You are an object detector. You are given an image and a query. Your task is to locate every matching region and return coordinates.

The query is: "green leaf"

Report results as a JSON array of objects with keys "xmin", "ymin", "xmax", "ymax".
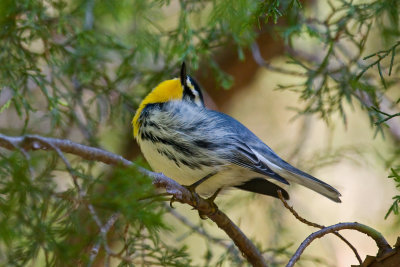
[{"xmin": 0, "ymin": 99, "xmax": 11, "ymax": 113}]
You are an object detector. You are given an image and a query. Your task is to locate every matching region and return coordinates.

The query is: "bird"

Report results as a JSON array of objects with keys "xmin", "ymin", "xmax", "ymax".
[{"xmin": 132, "ymin": 62, "xmax": 341, "ymax": 204}]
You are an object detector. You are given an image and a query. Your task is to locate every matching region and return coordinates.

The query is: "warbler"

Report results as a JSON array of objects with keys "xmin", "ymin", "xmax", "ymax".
[{"xmin": 132, "ymin": 63, "xmax": 341, "ymax": 203}]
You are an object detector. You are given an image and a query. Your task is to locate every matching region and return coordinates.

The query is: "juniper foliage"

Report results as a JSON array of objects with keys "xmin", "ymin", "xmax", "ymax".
[{"xmin": 0, "ymin": 0, "xmax": 399, "ymax": 265}]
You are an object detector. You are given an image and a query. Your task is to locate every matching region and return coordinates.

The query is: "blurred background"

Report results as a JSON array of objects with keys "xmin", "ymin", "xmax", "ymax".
[{"xmin": 0, "ymin": 0, "xmax": 399, "ymax": 266}]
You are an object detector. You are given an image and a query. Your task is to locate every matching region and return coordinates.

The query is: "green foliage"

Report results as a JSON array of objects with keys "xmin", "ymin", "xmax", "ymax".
[
  {"xmin": 0, "ymin": 0, "xmax": 300, "ymax": 138},
  {"xmin": 385, "ymin": 167, "xmax": 400, "ymax": 219},
  {"xmin": 90, "ymin": 167, "xmax": 165, "ymax": 228},
  {"xmin": 0, "ymin": 0, "xmax": 302, "ymax": 265},
  {"xmin": 0, "ymin": 151, "xmax": 191, "ymax": 266},
  {"xmin": 275, "ymin": 1, "xmax": 400, "ymax": 222},
  {"xmin": 278, "ymin": 0, "xmax": 400, "ymax": 129},
  {"xmin": 0, "ymin": 0, "xmax": 400, "ymax": 265}
]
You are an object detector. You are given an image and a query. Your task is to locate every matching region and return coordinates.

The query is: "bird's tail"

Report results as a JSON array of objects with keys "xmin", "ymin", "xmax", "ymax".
[{"xmin": 269, "ymin": 161, "xmax": 341, "ymax": 202}]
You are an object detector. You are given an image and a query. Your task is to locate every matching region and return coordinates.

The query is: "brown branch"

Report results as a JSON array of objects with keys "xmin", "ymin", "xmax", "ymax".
[
  {"xmin": 251, "ymin": 42, "xmax": 306, "ymax": 77},
  {"xmin": 0, "ymin": 133, "xmax": 267, "ymax": 267},
  {"xmin": 286, "ymin": 222, "xmax": 393, "ymax": 267},
  {"xmin": 277, "ymin": 191, "xmax": 325, "ymax": 229},
  {"xmin": 277, "ymin": 192, "xmax": 392, "ymax": 267},
  {"xmin": 277, "ymin": 191, "xmax": 362, "ymax": 264},
  {"xmin": 152, "ymin": 172, "xmax": 268, "ymax": 266},
  {"xmin": 208, "ymin": 210, "xmax": 267, "ymax": 267},
  {"xmin": 88, "ymin": 212, "xmax": 120, "ymax": 266},
  {"xmin": 166, "ymin": 205, "xmax": 242, "ymax": 263}
]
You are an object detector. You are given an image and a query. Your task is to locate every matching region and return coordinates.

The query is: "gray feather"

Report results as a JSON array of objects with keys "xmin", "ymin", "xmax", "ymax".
[{"xmin": 140, "ymin": 101, "xmax": 341, "ymax": 202}]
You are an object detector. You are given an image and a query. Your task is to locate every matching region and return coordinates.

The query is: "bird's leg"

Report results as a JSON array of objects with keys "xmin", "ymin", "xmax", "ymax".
[
  {"xmin": 169, "ymin": 195, "xmax": 177, "ymax": 208},
  {"xmin": 207, "ymin": 188, "xmax": 221, "ymax": 203},
  {"xmin": 198, "ymin": 188, "xmax": 221, "ymax": 220},
  {"xmin": 185, "ymin": 172, "xmax": 217, "ymax": 192},
  {"xmin": 169, "ymin": 172, "xmax": 218, "ymax": 211},
  {"xmin": 183, "ymin": 172, "xmax": 217, "ymax": 207}
]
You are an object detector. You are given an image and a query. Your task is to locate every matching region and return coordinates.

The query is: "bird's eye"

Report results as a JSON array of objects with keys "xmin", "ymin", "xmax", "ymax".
[
  {"xmin": 183, "ymin": 76, "xmax": 204, "ymax": 106},
  {"xmin": 179, "ymin": 64, "xmax": 204, "ymax": 107}
]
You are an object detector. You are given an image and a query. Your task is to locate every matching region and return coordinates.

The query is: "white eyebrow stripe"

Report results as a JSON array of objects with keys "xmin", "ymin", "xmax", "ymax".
[{"xmin": 186, "ymin": 77, "xmax": 199, "ymax": 96}]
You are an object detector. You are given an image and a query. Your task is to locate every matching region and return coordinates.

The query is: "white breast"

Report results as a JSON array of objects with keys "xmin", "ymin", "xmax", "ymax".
[{"xmin": 138, "ymin": 138, "xmax": 254, "ymax": 197}]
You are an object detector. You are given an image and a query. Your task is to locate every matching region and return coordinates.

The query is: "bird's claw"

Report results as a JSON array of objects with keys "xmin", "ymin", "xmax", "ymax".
[
  {"xmin": 182, "ymin": 185, "xmax": 220, "ymax": 220},
  {"xmin": 169, "ymin": 196, "xmax": 177, "ymax": 208},
  {"xmin": 198, "ymin": 211, "xmax": 208, "ymax": 220},
  {"xmin": 198, "ymin": 198, "xmax": 218, "ymax": 220},
  {"xmin": 168, "ymin": 185, "xmax": 198, "ymax": 209},
  {"xmin": 183, "ymin": 184, "xmax": 199, "ymax": 207}
]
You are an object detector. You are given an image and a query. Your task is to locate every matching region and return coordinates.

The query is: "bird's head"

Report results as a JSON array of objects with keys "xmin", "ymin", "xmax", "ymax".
[{"xmin": 132, "ymin": 62, "xmax": 204, "ymax": 137}]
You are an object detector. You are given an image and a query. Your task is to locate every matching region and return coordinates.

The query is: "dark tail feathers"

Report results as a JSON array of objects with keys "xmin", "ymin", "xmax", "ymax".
[{"xmin": 235, "ymin": 178, "xmax": 289, "ymax": 200}]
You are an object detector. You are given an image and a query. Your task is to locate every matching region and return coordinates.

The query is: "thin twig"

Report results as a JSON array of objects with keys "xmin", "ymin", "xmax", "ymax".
[
  {"xmin": 166, "ymin": 205, "xmax": 242, "ymax": 263},
  {"xmin": 277, "ymin": 191, "xmax": 391, "ymax": 266},
  {"xmin": 4, "ymin": 138, "xmax": 34, "ymax": 178},
  {"xmin": 375, "ymin": 111, "xmax": 400, "ymax": 125},
  {"xmin": 277, "ymin": 191, "xmax": 362, "ymax": 264},
  {"xmin": 36, "ymin": 136, "xmax": 82, "ymax": 191},
  {"xmin": 88, "ymin": 241, "xmax": 101, "ymax": 265},
  {"xmin": 251, "ymin": 43, "xmax": 306, "ymax": 77},
  {"xmin": 86, "ymin": 210, "xmax": 122, "ymax": 266},
  {"xmin": 286, "ymin": 222, "xmax": 393, "ymax": 267},
  {"xmin": 207, "ymin": 209, "xmax": 267, "ymax": 267},
  {"xmin": 277, "ymin": 191, "xmax": 324, "ymax": 228},
  {"xmin": 84, "ymin": 0, "xmax": 95, "ymax": 30}
]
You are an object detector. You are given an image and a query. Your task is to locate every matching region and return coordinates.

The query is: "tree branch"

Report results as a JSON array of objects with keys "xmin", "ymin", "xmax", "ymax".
[
  {"xmin": 286, "ymin": 222, "xmax": 393, "ymax": 267},
  {"xmin": 278, "ymin": 191, "xmax": 362, "ymax": 264},
  {"xmin": 152, "ymin": 171, "xmax": 267, "ymax": 266},
  {"xmin": 166, "ymin": 205, "xmax": 242, "ymax": 263},
  {"xmin": 277, "ymin": 191, "xmax": 392, "ymax": 266},
  {"xmin": 0, "ymin": 133, "xmax": 267, "ymax": 267},
  {"xmin": 251, "ymin": 42, "xmax": 306, "ymax": 77}
]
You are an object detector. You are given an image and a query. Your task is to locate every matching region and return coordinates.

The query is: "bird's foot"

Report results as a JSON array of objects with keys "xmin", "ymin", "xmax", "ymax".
[
  {"xmin": 197, "ymin": 201, "xmax": 218, "ymax": 220},
  {"xmin": 169, "ymin": 195, "xmax": 177, "ymax": 208},
  {"xmin": 197, "ymin": 189, "xmax": 221, "ymax": 220},
  {"xmin": 183, "ymin": 184, "xmax": 199, "ymax": 207},
  {"xmin": 169, "ymin": 184, "xmax": 199, "ymax": 208},
  {"xmin": 169, "ymin": 184, "xmax": 200, "ymax": 209},
  {"xmin": 179, "ymin": 185, "xmax": 221, "ymax": 220}
]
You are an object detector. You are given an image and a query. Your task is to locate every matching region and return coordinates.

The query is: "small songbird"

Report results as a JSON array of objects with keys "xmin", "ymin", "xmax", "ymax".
[{"xmin": 132, "ymin": 63, "xmax": 341, "ymax": 203}]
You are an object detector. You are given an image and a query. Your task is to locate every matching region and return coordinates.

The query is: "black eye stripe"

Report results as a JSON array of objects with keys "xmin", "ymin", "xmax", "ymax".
[
  {"xmin": 180, "ymin": 74, "xmax": 205, "ymax": 105},
  {"xmin": 187, "ymin": 76, "xmax": 204, "ymax": 103},
  {"xmin": 183, "ymin": 85, "xmax": 196, "ymax": 101}
]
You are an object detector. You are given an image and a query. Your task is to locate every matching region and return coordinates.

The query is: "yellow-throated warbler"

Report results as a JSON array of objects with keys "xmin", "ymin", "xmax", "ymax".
[{"xmin": 132, "ymin": 63, "xmax": 341, "ymax": 203}]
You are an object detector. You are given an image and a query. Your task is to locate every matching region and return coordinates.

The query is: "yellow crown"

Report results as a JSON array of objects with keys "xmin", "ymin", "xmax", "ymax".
[{"xmin": 132, "ymin": 78, "xmax": 183, "ymax": 137}]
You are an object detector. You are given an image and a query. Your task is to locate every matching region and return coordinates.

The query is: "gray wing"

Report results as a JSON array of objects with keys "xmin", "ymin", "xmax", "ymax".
[
  {"xmin": 228, "ymin": 140, "xmax": 289, "ymax": 185},
  {"xmin": 206, "ymin": 110, "xmax": 341, "ymax": 203}
]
